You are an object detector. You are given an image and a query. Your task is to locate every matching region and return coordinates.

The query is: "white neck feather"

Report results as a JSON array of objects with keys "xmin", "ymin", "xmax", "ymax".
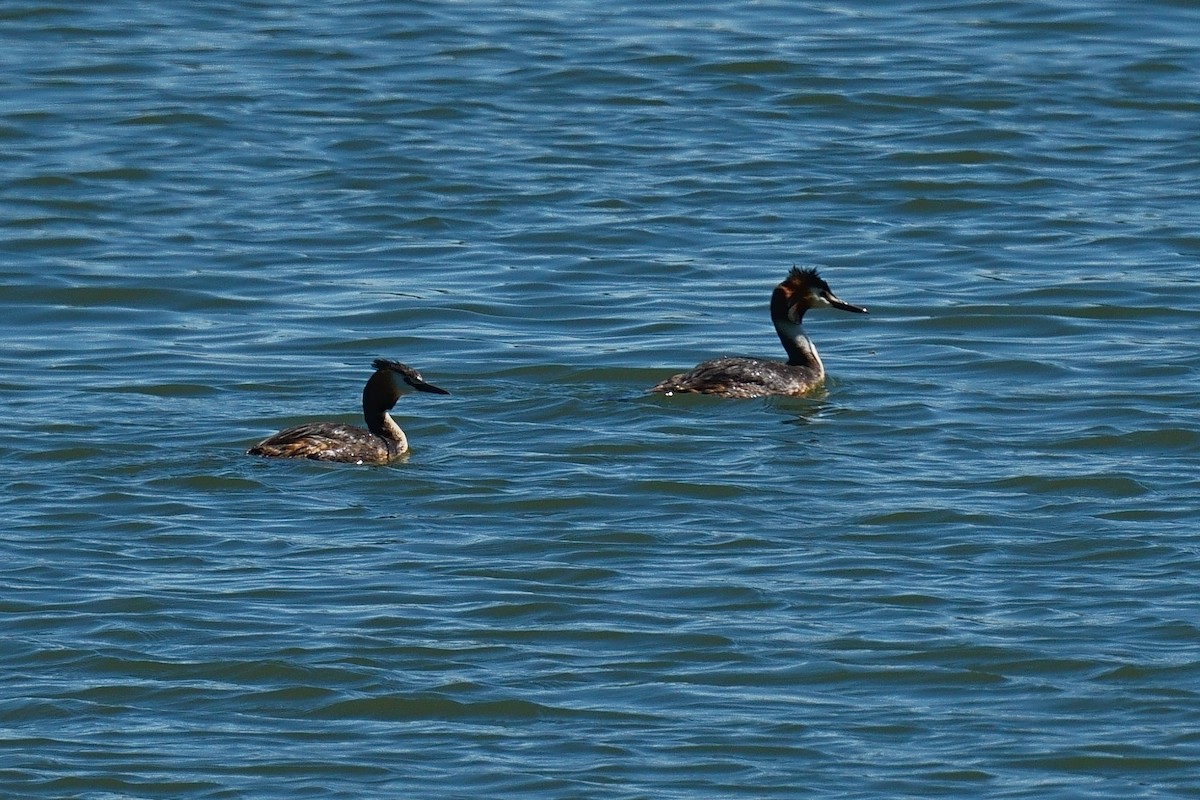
[
  {"xmin": 379, "ymin": 412, "xmax": 409, "ymax": 454},
  {"xmin": 775, "ymin": 320, "xmax": 825, "ymax": 376}
]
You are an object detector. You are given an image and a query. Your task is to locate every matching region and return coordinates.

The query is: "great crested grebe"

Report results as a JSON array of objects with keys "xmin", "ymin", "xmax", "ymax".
[
  {"xmin": 247, "ymin": 359, "xmax": 449, "ymax": 464},
  {"xmin": 649, "ymin": 267, "xmax": 867, "ymax": 398}
]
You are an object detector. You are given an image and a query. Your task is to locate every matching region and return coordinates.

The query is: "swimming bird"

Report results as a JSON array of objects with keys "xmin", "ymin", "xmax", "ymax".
[
  {"xmin": 248, "ymin": 359, "xmax": 449, "ymax": 464},
  {"xmin": 649, "ymin": 267, "xmax": 867, "ymax": 398}
]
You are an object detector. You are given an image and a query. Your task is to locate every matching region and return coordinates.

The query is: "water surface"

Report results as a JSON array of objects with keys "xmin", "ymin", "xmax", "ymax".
[{"xmin": 3, "ymin": 1, "xmax": 1200, "ymax": 797}]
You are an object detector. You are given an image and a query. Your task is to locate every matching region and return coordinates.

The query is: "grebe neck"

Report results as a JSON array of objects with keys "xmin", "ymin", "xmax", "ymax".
[
  {"xmin": 367, "ymin": 410, "xmax": 408, "ymax": 451},
  {"xmin": 774, "ymin": 319, "xmax": 825, "ymax": 376},
  {"xmin": 362, "ymin": 369, "xmax": 405, "ymax": 444}
]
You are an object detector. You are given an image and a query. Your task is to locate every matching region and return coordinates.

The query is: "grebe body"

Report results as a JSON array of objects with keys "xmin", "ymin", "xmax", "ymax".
[
  {"xmin": 650, "ymin": 267, "xmax": 867, "ymax": 398},
  {"xmin": 248, "ymin": 359, "xmax": 448, "ymax": 464}
]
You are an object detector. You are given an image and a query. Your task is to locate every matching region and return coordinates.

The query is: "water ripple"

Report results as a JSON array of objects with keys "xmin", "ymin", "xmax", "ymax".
[{"xmin": 3, "ymin": 0, "xmax": 1200, "ymax": 798}]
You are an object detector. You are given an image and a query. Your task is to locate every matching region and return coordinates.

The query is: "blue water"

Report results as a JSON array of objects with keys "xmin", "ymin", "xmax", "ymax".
[{"xmin": 3, "ymin": 1, "xmax": 1200, "ymax": 797}]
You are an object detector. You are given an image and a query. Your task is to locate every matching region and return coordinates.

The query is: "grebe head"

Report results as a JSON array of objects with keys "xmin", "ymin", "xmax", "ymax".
[
  {"xmin": 371, "ymin": 359, "xmax": 450, "ymax": 396},
  {"xmin": 364, "ymin": 359, "xmax": 449, "ymax": 414},
  {"xmin": 772, "ymin": 266, "xmax": 868, "ymax": 324}
]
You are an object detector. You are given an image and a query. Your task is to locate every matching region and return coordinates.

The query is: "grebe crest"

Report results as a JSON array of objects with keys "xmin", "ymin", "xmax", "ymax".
[
  {"xmin": 248, "ymin": 359, "xmax": 449, "ymax": 464},
  {"xmin": 649, "ymin": 266, "xmax": 867, "ymax": 398}
]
